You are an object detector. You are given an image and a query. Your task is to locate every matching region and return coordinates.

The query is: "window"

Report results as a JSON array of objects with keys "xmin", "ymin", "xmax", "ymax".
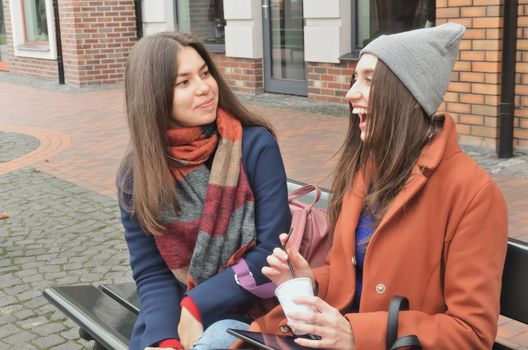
[
  {"xmin": 9, "ymin": 0, "xmax": 56, "ymax": 59},
  {"xmin": 176, "ymin": 0, "xmax": 225, "ymax": 50},
  {"xmin": 352, "ymin": 0, "xmax": 435, "ymax": 53},
  {"xmin": 21, "ymin": 0, "xmax": 48, "ymax": 44}
]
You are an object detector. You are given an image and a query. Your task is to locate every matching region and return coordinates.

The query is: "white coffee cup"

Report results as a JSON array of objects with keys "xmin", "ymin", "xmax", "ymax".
[{"xmin": 274, "ymin": 277, "xmax": 316, "ymax": 335}]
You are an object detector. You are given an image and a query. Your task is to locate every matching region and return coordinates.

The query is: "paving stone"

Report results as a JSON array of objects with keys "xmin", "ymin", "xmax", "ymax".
[
  {"xmin": 0, "ymin": 260, "xmax": 12, "ymax": 268},
  {"xmin": 1, "ymin": 303, "xmax": 23, "ymax": 314},
  {"xmin": 3, "ymin": 329, "xmax": 38, "ymax": 345},
  {"xmin": 0, "ymin": 295, "xmax": 18, "ymax": 308},
  {"xmin": 59, "ymin": 326, "xmax": 83, "ymax": 340},
  {"xmin": 0, "ymin": 323, "xmax": 20, "ymax": 338},
  {"xmin": 17, "ymin": 316, "xmax": 48, "ymax": 330},
  {"xmin": 0, "ymin": 265, "xmax": 19, "ymax": 274},
  {"xmin": 0, "ymin": 314, "xmax": 17, "ymax": 326},
  {"xmin": 23, "ymin": 297, "xmax": 48, "ymax": 310},
  {"xmin": 50, "ymin": 342, "xmax": 85, "ymax": 350},
  {"xmin": 16, "ymin": 290, "xmax": 42, "ymax": 302},
  {"xmin": 15, "ymin": 268, "xmax": 39, "ymax": 278},
  {"xmin": 31, "ymin": 334, "xmax": 65, "ymax": 348},
  {"xmin": 13, "ymin": 309, "xmax": 35, "ymax": 320},
  {"xmin": 32, "ymin": 322, "xmax": 67, "ymax": 337}
]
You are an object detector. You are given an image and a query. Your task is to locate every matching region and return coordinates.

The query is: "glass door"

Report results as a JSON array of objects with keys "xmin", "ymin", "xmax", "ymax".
[
  {"xmin": 0, "ymin": 0, "xmax": 9, "ymax": 71},
  {"xmin": 263, "ymin": 0, "xmax": 306, "ymax": 96}
]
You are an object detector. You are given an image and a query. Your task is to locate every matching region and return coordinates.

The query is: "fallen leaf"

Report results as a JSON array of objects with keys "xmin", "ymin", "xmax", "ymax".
[
  {"xmin": 32, "ymin": 168, "xmax": 40, "ymax": 173},
  {"xmin": 0, "ymin": 213, "xmax": 9, "ymax": 220}
]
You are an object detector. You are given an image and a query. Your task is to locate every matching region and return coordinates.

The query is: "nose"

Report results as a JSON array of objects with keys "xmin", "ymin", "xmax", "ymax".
[
  {"xmin": 195, "ymin": 78, "xmax": 210, "ymax": 95},
  {"xmin": 346, "ymin": 81, "xmax": 361, "ymax": 102}
]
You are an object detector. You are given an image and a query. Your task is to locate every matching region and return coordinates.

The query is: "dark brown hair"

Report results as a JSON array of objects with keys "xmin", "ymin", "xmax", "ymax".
[
  {"xmin": 328, "ymin": 59, "xmax": 444, "ymax": 232},
  {"xmin": 118, "ymin": 32, "xmax": 274, "ymax": 235}
]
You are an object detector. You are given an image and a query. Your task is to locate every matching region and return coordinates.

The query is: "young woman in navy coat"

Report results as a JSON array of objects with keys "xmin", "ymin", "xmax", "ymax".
[{"xmin": 117, "ymin": 32, "xmax": 291, "ymax": 350}]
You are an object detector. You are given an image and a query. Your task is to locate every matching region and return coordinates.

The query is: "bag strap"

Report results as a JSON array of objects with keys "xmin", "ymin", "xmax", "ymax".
[
  {"xmin": 288, "ymin": 185, "xmax": 321, "ymax": 209},
  {"xmin": 390, "ymin": 335, "xmax": 421, "ymax": 350},
  {"xmin": 386, "ymin": 295, "xmax": 409, "ymax": 350},
  {"xmin": 231, "ymin": 259, "xmax": 276, "ymax": 299}
]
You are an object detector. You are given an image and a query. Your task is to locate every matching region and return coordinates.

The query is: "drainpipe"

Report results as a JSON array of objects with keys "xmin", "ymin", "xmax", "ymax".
[
  {"xmin": 52, "ymin": 0, "xmax": 64, "ymax": 84},
  {"xmin": 498, "ymin": 0, "xmax": 518, "ymax": 158},
  {"xmin": 134, "ymin": 0, "xmax": 143, "ymax": 39}
]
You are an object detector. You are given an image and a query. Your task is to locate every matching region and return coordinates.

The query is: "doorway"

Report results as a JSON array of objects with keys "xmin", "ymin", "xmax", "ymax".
[{"xmin": 262, "ymin": 0, "xmax": 306, "ymax": 96}]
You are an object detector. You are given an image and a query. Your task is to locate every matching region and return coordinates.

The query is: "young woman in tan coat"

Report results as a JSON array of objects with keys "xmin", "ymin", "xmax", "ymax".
[{"xmin": 251, "ymin": 23, "xmax": 508, "ymax": 349}]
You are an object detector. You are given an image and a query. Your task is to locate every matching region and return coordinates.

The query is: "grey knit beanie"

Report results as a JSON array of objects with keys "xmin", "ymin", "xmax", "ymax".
[{"xmin": 360, "ymin": 22, "xmax": 466, "ymax": 117}]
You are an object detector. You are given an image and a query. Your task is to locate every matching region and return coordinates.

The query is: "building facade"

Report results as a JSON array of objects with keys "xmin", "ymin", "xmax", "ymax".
[{"xmin": 0, "ymin": 0, "xmax": 526, "ymax": 152}]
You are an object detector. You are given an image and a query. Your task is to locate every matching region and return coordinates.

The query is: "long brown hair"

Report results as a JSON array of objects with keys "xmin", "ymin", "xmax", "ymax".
[
  {"xmin": 328, "ymin": 59, "xmax": 444, "ymax": 232},
  {"xmin": 118, "ymin": 32, "xmax": 275, "ymax": 235}
]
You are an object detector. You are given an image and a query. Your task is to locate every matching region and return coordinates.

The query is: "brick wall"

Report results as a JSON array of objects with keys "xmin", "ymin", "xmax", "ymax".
[
  {"xmin": 437, "ymin": 0, "xmax": 503, "ymax": 149},
  {"xmin": 2, "ymin": 0, "xmax": 57, "ymax": 79},
  {"xmin": 307, "ymin": 61, "xmax": 356, "ymax": 104},
  {"xmin": 2, "ymin": 0, "xmax": 136, "ymax": 86},
  {"xmin": 211, "ymin": 53, "xmax": 263, "ymax": 95},
  {"xmin": 516, "ymin": 1, "xmax": 528, "ymax": 149},
  {"xmin": 59, "ymin": 0, "xmax": 137, "ymax": 86}
]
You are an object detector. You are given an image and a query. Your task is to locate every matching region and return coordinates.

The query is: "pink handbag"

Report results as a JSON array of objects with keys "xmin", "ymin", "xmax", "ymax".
[
  {"xmin": 232, "ymin": 184, "xmax": 331, "ymax": 298},
  {"xmin": 287, "ymin": 184, "xmax": 331, "ymax": 268}
]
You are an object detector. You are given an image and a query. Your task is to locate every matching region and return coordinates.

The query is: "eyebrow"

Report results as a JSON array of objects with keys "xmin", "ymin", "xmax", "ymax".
[
  {"xmin": 176, "ymin": 62, "xmax": 208, "ymax": 78},
  {"xmin": 353, "ymin": 68, "xmax": 375, "ymax": 76}
]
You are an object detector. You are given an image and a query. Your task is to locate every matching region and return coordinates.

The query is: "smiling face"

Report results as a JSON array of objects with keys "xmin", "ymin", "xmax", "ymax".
[
  {"xmin": 171, "ymin": 46, "xmax": 219, "ymax": 127},
  {"xmin": 346, "ymin": 53, "xmax": 378, "ymax": 142}
]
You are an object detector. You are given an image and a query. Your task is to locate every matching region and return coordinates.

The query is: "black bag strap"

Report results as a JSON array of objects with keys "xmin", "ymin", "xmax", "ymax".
[
  {"xmin": 386, "ymin": 296, "xmax": 422, "ymax": 350},
  {"xmin": 390, "ymin": 335, "xmax": 421, "ymax": 350},
  {"xmin": 386, "ymin": 295, "xmax": 408, "ymax": 350}
]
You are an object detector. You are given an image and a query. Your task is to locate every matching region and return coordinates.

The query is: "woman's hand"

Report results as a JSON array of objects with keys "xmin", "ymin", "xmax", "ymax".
[
  {"xmin": 177, "ymin": 307, "xmax": 203, "ymax": 350},
  {"xmin": 262, "ymin": 233, "xmax": 314, "ymax": 287},
  {"xmin": 287, "ymin": 296, "xmax": 356, "ymax": 350}
]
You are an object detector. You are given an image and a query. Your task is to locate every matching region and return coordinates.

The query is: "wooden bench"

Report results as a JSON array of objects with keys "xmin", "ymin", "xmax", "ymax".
[{"xmin": 43, "ymin": 180, "xmax": 528, "ymax": 350}]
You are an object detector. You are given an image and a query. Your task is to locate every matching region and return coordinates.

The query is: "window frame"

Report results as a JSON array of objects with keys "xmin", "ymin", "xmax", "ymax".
[
  {"xmin": 174, "ymin": 0, "xmax": 225, "ymax": 53},
  {"xmin": 8, "ymin": 0, "xmax": 57, "ymax": 59},
  {"xmin": 20, "ymin": 0, "xmax": 49, "ymax": 46}
]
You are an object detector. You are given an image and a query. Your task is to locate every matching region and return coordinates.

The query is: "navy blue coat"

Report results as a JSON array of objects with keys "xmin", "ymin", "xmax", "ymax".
[{"xmin": 118, "ymin": 127, "xmax": 291, "ymax": 349}]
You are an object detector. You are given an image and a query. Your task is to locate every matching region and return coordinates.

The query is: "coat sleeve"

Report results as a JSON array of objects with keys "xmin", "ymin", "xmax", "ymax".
[
  {"xmin": 346, "ymin": 181, "xmax": 508, "ymax": 350},
  {"xmin": 119, "ymin": 193, "xmax": 186, "ymax": 349},
  {"xmin": 187, "ymin": 128, "xmax": 292, "ymax": 326}
]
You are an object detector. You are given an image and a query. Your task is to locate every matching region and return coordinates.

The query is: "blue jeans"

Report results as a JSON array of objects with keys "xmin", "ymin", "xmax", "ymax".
[{"xmin": 191, "ymin": 319, "xmax": 250, "ymax": 350}]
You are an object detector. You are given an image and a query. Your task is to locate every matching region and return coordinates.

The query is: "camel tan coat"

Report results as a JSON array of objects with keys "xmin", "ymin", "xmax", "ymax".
[{"xmin": 246, "ymin": 115, "xmax": 508, "ymax": 349}]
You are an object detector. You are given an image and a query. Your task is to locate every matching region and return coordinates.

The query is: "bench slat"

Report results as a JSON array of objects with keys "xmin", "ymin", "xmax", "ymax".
[
  {"xmin": 499, "ymin": 238, "xmax": 528, "ymax": 324},
  {"xmin": 99, "ymin": 282, "xmax": 140, "ymax": 314},
  {"xmin": 43, "ymin": 286, "xmax": 133, "ymax": 350}
]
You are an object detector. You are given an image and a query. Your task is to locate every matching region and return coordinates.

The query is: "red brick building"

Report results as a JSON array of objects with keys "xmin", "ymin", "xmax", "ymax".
[
  {"xmin": 0, "ymin": 0, "xmax": 136, "ymax": 85},
  {"xmin": 0, "ymin": 0, "xmax": 526, "ymax": 153}
]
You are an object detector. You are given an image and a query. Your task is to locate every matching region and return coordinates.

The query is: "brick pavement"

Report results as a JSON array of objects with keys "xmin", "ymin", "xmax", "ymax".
[{"xmin": 1, "ymin": 76, "xmax": 528, "ymax": 348}]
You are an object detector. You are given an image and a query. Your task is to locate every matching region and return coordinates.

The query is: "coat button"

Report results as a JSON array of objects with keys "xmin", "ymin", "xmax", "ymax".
[
  {"xmin": 279, "ymin": 325, "xmax": 291, "ymax": 333},
  {"xmin": 351, "ymin": 256, "xmax": 357, "ymax": 266},
  {"xmin": 376, "ymin": 283, "xmax": 386, "ymax": 294}
]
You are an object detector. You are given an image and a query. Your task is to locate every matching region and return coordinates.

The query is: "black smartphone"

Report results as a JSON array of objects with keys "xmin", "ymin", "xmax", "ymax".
[{"xmin": 227, "ymin": 328, "xmax": 320, "ymax": 350}]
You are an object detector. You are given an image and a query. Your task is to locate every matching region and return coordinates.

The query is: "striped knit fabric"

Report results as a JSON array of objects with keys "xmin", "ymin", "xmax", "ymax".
[
  {"xmin": 351, "ymin": 208, "xmax": 376, "ymax": 311},
  {"xmin": 154, "ymin": 108, "xmax": 257, "ymax": 290}
]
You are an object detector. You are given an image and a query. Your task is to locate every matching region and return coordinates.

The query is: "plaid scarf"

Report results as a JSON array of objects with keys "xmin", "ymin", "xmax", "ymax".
[{"xmin": 154, "ymin": 108, "xmax": 257, "ymax": 290}]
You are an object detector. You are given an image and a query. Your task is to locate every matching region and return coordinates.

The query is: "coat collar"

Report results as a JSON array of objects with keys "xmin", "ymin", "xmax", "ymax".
[
  {"xmin": 342, "ymin": 114, "xmax": 460, "ymax": 243},
  {"xmin": 378, "ymin": 114, "xmax": 460, "ymax": 232},
  {"xmin": 415, "ymin": 114, "xmax": 460, "ymax": 171}
]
